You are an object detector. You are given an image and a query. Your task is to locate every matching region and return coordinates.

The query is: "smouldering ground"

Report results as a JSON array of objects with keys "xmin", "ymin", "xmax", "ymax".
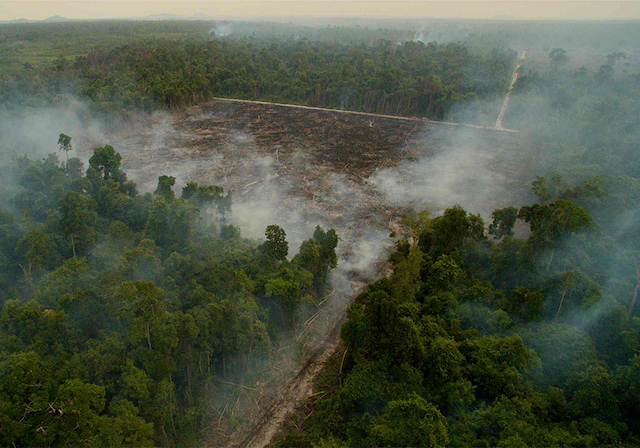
[{"xmin": 90, "ymin": 99, "xmax": 537, "ymax": 257}]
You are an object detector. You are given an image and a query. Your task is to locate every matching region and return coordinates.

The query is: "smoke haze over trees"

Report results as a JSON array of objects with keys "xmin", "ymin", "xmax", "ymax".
[
  {"xmin": 272, "ymin": 24, "xmax": 640, "ymax": 448},
  {"xmin": 0, "ymin": 16, "xmax": 639, "ymax": 447},
  {"xmin": 0, "ymin": 20, "xmax": 517, "ymax": 123},
  {"xmin": 0, "ymin": 141, "xmax": 341, "ymax": 446}
]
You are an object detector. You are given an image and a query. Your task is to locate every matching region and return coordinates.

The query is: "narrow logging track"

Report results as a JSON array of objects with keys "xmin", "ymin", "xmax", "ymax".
[
  {"xmin": 233, "ymin": 321, "xmax": 345, "ymax": 448},
  {"xmin": 85, "ymin": 97, "xmax": 535, "ymax": 448},
  {"xmin": 495, "ymin": 50, "xmax": 527, "ymax": 129}
]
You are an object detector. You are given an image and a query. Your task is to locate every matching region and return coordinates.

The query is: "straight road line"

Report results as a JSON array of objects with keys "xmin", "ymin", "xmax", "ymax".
[
  {"xmin": 495, "ymin": 50, "xmax": 526, "ymax": 129},
  {"xmin": 209, "ymin": 97, "xmax": 520, "ymax": 133}
]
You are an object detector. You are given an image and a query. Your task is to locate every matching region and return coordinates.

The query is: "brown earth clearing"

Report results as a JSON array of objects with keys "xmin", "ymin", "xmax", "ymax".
[{"xmin": 87, "ymin": 99, "xmax": 537, "ymax": 247}]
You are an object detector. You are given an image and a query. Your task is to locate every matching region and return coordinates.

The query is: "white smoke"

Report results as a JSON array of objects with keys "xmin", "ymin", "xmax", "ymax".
[
  {"xmin": 369, "ymin": 126, "xmax": 534, "ymax": 219},
  {"xmin": 209, "ymin": 22, "xmax": 233, "ymax": 38}
]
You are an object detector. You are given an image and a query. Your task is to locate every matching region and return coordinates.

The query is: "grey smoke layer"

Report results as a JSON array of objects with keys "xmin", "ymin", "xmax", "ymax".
[{"xmin": 370, "ymin": 126, "xmax": 535, "ymax": 219}]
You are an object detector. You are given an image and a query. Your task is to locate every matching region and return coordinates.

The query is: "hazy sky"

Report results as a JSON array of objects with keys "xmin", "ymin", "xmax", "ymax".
[{"xmin": 1, "ymin": 0, "xmax": 640, "ymax": 21}]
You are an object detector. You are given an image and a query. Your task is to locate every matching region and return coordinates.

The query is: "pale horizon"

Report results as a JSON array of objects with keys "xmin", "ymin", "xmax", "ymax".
[{"xmin": 1, "ymin": 1, "xmax": 640, "ymax": 22}]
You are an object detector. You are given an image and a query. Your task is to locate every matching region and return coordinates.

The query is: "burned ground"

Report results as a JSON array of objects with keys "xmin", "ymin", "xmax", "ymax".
[{"xmin": 93, "ymin": 99, "xmax": 536, "ymax": 235}]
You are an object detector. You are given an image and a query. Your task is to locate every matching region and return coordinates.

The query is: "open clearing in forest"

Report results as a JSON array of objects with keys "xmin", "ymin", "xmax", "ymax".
[
  {"xmin": 80, "ymin": 99, "xmax": 537, "ymax": 447},
  {"xmin": 92, "ymin": 99, "xmax": 536, "ymax": 247}
]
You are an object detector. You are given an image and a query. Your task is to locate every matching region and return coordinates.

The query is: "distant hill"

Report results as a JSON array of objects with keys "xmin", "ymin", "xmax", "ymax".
[
  {"xmin": 144, "ymin": 13, "xmax": 184, "ymax": 20},
  {"xmin": 43, "ymin": 15, "xmax": 70, "ymax": 22}
]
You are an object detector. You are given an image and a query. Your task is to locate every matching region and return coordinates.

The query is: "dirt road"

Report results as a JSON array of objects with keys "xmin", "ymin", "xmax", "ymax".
[
  {"xmin": 211, "ymin": 97, "xmax": 520, "ymax": 133},
  {"xmin": 495, "ymin": 50, "xmax": 527, "ymax": 129}
]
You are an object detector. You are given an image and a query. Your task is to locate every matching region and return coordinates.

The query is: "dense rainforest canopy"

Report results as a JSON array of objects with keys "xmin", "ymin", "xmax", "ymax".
[
  {"xmin": 275, "ymin": 195, "xmax": 640, "ymax": 447},
  {"xmin": 0, "ymin": 143, "xmax": 339, "ymax": 446},
  {"xmin": 0, "ymin": 20, "xmax": 515, "ymax": 123}
]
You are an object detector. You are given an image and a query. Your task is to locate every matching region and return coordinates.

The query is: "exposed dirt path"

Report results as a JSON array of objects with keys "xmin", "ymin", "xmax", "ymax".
[
  {"xmin": 495, "ymin": 50, "xmax": 527, "ymax": 129},
  {"xmin": 233, "ymin": 325, "xmax": 343, "ymax": 448},
  {"xmin": 229, "ymin": 271, "xmax": 390, "ymax": 448}
]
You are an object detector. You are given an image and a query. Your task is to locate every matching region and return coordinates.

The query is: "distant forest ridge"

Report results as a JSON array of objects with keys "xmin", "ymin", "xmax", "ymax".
[{"xmin": 0, "ymin": 20, "xmax": 523, "ymax": 123}]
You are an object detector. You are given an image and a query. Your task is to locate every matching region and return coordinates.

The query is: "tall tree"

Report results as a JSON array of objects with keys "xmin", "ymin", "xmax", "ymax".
[
  {"xmin": 154, "ymin": 175, "xmax": 176, "ymax": 202},
  {"xmin": 57, "ymin": 133, "xmax": 72, "ymax": 174},
  {"xmin": 16, "ymin": 229, "xmax": 51, "ymax": 290},
  {"xmin": 59, "ymin": 191, "xmax": 98, "ymax": 257},
  {"xmin": 518, "ymin": 199, "xmax": 594, "ymax": 271},
  {"xmin": 89, "ymin": 145, "xmax": 123, "ymax": 180},
  {"xmin": 260, "ymin": 225, "xmax": 289, "ymax": 262},
  {"xmin": 489, "ymin": 207, "xmax": 519, "ymax": 239}
]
